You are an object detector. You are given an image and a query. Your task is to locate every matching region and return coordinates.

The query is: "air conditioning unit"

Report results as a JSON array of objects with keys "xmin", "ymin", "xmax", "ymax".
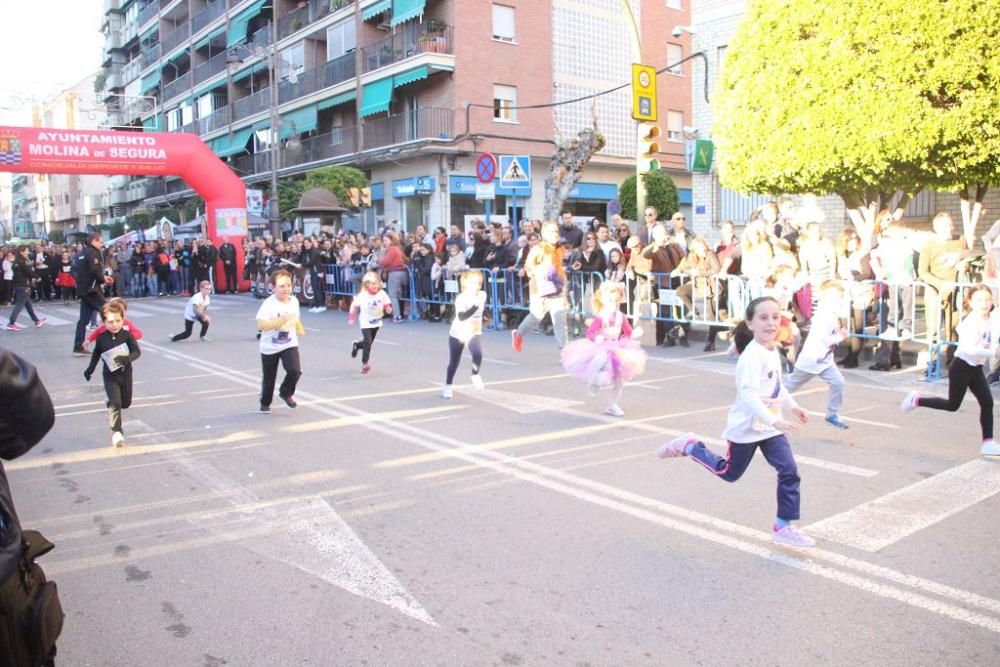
[{"xmin": 377, "ymin": 21, "xmax": 391, "ymax": 31}]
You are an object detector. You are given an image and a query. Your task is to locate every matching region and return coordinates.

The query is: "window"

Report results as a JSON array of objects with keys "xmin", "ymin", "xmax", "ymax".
[
  {"xmin": 165, "ymin": 108, "xmax": 181, "ymax": 132},
  {"xmin": 667, "ymin": 110, "xmax": 684, "ymax": 142},
  {"xmin": 493, "ymin": 84, "xmax": 516, "ymax": 122},
  {"xmin": 326, "ymin": 19, "xmax": 356, "ymax": 61},
  {"xmin": 280, "ymin": 43, "xmax": 305, "ymax": 82},
  {"xmin": 717, "ymin": 45, "xmax": 728, "ymax": 70},
  {"xmin": 492, "ymin": 4, "xmax": 516, "ymax": 42},
  {"xmin": 180, "ymin": 102, "xmax": 194, "ymax": 127},
  {"xmin": 666, "ymin": 0, "xmax": 683, "ymax": 10},
  {"xmin": 667, "ymin": 43, "xmax": 684, "ymax": 75},
  {"xmin": 196, "ymin": 94, "xmax": 214, "ymax": 120}
]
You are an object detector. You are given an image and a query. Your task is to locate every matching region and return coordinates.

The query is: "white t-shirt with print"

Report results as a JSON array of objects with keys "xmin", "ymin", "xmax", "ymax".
[
  {"xmin": 351, "ymin": 289, "xmax": 391, "ymax": 329},
  {"xmin": 449, "ymin": 290, "xmax": 487, "ymax": 343},
  {"xmin": 184, "ymin": 292, "xmax": 210, "ymax": 321},
  {"xmin": 255, "ymin": 295, "xmax": 301, "ymax": 354}
]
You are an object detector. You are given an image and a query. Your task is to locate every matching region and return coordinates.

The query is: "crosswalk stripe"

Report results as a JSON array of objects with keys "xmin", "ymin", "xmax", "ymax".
[{"xmin": 26, "ymin": 311, "xmax": 75, "ymax": 326}]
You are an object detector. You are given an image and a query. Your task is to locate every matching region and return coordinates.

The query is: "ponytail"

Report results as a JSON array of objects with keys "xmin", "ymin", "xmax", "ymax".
[{"xmin": 733, "ymin": 295, "xmax": 781, "ymax": 355}]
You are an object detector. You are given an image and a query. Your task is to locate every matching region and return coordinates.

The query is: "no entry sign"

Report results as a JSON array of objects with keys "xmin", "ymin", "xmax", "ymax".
[{"xmin": 475, "ymin": 152, "xmax": 497, "ymax": 184}]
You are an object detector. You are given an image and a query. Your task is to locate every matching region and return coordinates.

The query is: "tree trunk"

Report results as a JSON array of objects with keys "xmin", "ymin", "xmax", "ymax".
[
  {"xmin": 542, "ymin": 112, "xmax": 605, "ymax": 221},
  {"xmin": 959, "ymin": 183, "xmax": 987, "ymax": 250}
]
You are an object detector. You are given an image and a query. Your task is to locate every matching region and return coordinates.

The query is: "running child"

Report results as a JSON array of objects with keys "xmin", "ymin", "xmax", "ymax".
[
  {"xmin": 348, "ymin": 271, "xmax": 392, "ymax": 374},
  {"xmin": 656, "ymin": 296, "xmax": 815, "ymax": 548},
  {"xmin": 901, "ymin": 284, "xmax": 1000, "ymax": 457},
  {"xmin": 442, "ymin": 270, "xmax": 487, "ymax": 399},
  {"xmin": 782, "ymin": 280, "xmax": 850, "ymax": 429},
  {"xmin": 560, "ymin": 282, "xmax": 647, "ymax": 417},
  {"xmin": 84, "ymin": 297, "xmax": 143, "ymax": 350},
  {"xmin": 255, "ymin": 269, "xmax": 304, "ymax": 413},
  {"xmin": 83, "ymin": 299, "xmax": 141, "ymax": 448},
  {"xmin": 171, "ymin": 280, "xmax": 213, "ymax": 342}
]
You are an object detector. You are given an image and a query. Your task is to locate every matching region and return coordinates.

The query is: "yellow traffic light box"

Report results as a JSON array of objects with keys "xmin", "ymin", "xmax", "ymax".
[
  {"xmin": 638, "ymin": 123, "xmax": 662, "ymax": 173},
  {"xmin": 631, "ymin": 63, "xmax": 657, "ymax": 122}
]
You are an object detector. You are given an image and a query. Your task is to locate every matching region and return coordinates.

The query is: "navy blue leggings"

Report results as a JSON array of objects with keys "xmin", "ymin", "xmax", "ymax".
[{"xmin": 445, "ymin": 335, "xmax": 482, "ymax": 384}]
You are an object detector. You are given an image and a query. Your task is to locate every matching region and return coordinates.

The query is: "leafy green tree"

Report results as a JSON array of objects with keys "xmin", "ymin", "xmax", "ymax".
[
  {"xmin": 713, "ymin": 0, "xmax": 1000, "ymax": 243},
  {"xmin": 277, "ymin": 166, "xmax": 367, "ymax": 219},
  {"xmin": 619, "ymin": 171, "xmax": 679, "ymax": 222}
]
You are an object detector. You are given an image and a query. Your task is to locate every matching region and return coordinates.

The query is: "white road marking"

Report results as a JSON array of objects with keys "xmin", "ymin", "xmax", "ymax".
[
  {"xmin": 459, "ymin": 386, "xmax": 583, "ymax": 414},
  {"xmin": 792, "ymin": 456, "xmax": 880, "ymax": 478},
  {"xmin": 137, "ymin": 342, "xmax": 1000, "ymax": 632},
  {"xmin": 127, "ymin": 419, "xmax": 437, "ymax": 626},
  {"xmin": 30, "ymin": 311, "xmax": 74, "ymax": 326},
  {"xmin": 374, "ymin": 339, "xmax": 401, "ymax": 346},
  {"xmin": 803, "ymin": 409, "xmax": 900, "ymax": 429},
  {"xmin": 806, "ymin": 458, "xmax": 1000, "ymax": 552}
]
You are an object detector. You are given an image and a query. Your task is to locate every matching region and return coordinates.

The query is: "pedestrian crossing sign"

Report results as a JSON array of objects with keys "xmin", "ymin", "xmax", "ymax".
[{"xmin": 499, "ymin": 155, "xmax": 531, "ymax": 189}]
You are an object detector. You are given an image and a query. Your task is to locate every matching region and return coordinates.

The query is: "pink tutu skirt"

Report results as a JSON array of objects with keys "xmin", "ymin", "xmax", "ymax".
[{"xmin": 561, "ymin": 337, "xmax": 647, "ymax": 387}]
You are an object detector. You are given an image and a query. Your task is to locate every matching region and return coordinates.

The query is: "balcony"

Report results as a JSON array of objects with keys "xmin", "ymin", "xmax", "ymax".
[
  {"xmin": 191, "ymin": 0, "xmax": 226, "ymax": 34},
  {"xmin": 193, "ymin": 50, "xmax": 228, "ymax": 85},
  {"xmin": 363, "ymin": 107, "xmax": 452, "ymax": 149},
  {"xmin": 284, "ymin": 128, "xmax": 357, "ymax": 168},
  {"xmin": 104, "ymin": 0, "xmax": 122, "ymax": 12},
  {"xmin": 361, "ymin": 21, "xmax": 454, "ymax": 73},
  {"xmin": 140, "ymin": 46, "xmax": 161, "ymax": 69},
  {"xmin": 197, "ymin": 105, "xmax": 230, "ymax": 134},
  {"xmin": 278, "ymin": 52, "xmax": 355, "ymax": 104},
  {"xmin": 277, "ymin": 0, "xmax": 357, "ymax": 41},
  {"xmin": 105, "ymin": 69, "xmax": 124, "ymax": 90},
  {"xmin": 162, "ymin": 71, "xmax": 192, "ymax": 102},
  {"xmin": 228, "ymin": 151, "xmax": 273, "ymax": 178},
  {"xmin": 138, "ymin": 1, "xmax": 158, "ymax": 28},
  {"xmin": 104, "ymin": 29, "xmax": 122, "ymax": 51},
  {"xmin": 231, "ymin": 88, "xmax": 270, "ymax": 122},
  {"xmin": 161, "ymin": 22, "xmax": 191, "ymax": 54}
]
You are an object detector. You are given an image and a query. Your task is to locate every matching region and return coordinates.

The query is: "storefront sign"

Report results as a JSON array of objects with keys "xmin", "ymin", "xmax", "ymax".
[
  {"xmin": 475, "ymin": 183, "xmax": 495, "ymax": 200},
  {"xmin": 392, "ymin": 176, "xmax": 436, "ymax": 197}
]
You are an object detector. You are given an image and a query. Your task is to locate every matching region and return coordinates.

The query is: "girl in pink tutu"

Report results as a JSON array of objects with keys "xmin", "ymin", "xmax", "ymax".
[{"xmin": 561, "ymin": 282, "xmax": 647, "ymax": 416}]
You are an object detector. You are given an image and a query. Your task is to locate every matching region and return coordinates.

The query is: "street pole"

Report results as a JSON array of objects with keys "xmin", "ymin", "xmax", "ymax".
[
  {"xmin": 619, "ymin": 0, "xmax": 646, "ymax": 219},
  {"xmin": 268, "ymin": 19, "xmax": 282, "ymax": 240}
]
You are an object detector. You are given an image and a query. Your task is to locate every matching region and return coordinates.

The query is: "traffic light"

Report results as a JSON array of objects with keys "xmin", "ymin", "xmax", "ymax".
[
  {"xmin": 359, "ymin": 187, "xmax": 371, "ymax": 208},
  {"xmin": 638, "ymin": 123, "xmax": 661, "ymax": 174},
  {"xmin": 346, "ymin": 187, "xmax": 361, "ymax": 207}
]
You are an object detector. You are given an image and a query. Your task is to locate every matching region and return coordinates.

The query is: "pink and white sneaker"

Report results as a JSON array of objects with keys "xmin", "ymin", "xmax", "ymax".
[
  {"xmin": 5, "ymin": 323, "xmax": 22, "ymax": 332},
  {"xmin": 900, "ymin": 390, "xmax": 920, "ymax": 414},
  {"xmin": 361, "ymin": 363, "xmax": 372, "ymax": 374},
  {"xmin": 657, "ymin": 432, "xmax": 698, "ymax": 459},
  {"xmin": 772, "ymin": 524, "xmax": 816, "ymax": 548}
]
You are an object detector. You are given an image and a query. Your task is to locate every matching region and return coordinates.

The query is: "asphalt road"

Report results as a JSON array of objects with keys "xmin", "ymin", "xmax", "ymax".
[{"xmin": 2, "ymin": 294, "xmax": 999, "ymax": 667}]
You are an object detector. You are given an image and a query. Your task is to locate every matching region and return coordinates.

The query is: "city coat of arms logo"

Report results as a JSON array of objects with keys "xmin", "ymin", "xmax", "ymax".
[{"xmin": 0, "ymin": 129, "xmax": 23, "ymax": 165}]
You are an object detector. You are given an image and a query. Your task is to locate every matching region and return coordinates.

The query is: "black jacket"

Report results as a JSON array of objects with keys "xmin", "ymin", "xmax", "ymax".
[
  {"xmin": 76, "ymin": 244, "xmax": 105, "ymax": 296},
  {"xmin": 219, "ymin": 243, "xmax": 237, "ymax": 265},
  {"xmin": 0, "ymin": 349, "xmax": 55, "ymax": 580},
  {"xmin": 85, "ymin": 329, "xmax": 141, "ymax": 382},
  {"xmin": 10, "ymin": 255, "xmax": 34, "ymax": 288}
]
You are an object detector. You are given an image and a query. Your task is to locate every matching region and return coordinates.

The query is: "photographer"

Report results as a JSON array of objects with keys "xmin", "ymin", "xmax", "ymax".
[{"xmin": 1, "ymin": 348, "xmax": 62, "ymax": 666}]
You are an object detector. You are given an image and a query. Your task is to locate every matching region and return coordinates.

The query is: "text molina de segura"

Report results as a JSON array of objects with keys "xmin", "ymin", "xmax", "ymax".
[{"xmin": 28, "ymin": 132, "xmax": 168, "ymax": 160}]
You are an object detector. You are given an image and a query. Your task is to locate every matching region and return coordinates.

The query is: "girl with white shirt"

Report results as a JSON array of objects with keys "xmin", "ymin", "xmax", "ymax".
[
  {"xmin": 255, "ymin": 270, "xmax": 304, "ymax": 413},
  {"xmin": 656, "ymin": 296, "xmax": 815, "ymax": 548},
  {"xmin": 901, "ymin": 284, "xmax": 1000, "ymax": 457},
  {"xmin": 348, "ymin": 271, "xmax": 392, "ymax": 374},
  {"xmin": 442, "ymin": 271, "xmax": 487, "ymax": 399}
]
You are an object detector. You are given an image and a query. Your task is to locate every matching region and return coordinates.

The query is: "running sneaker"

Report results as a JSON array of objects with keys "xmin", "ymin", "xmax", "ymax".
[
  {"xmin": 900, "ymin": 390, "xmax": 920, "ymax": 414},
  {"xmin": 981, "ymin": 439, "xmax": 1000, "ymax": 458},
  {"xmin": 200, "ymin": 336, "xmax": 210, "ymax": 342},
  {"xmin": 34, "ymin": 318, "xmax": 46, "ymax": 328},
  {"xmin": 314, "ymin": 306, "xmax": 327, "ymax": 313},
  {"xmin": 511, "ymin": 330, "xmax": 523, "ymax": 352},
  {"xmin": 72, "ymin": 345, "xmax": 87, "ymax": 356},
  {"xmin": 442, "ymin": 384, "xmax": 453, "ymax": 399},
  {"xmin": 772, "ymin": 524, "xmax": 816, "ymax": 548},
  {"xmin": 5, "ymin": 323, "xmax": 22, "ymax": 331},
  {"xmin": 470, "ymin": 374, "xmax": 484, "ymax": 390},
  {"xmin": 825, "ymin": 415, "xmax": 849, "ymax": 430},
  {"xmin": 351, "ymin": 341, "xmax": 360, "ymax": 359},
  {"xmin": 657, "ymin": 432, "xmax": 698, "ymax": 459},
  {"xmin": 279, "ymin": 394, "xmax": 297, "ymax": 409},
  {"xmin": 605, "ymin": 404, "xmax": 625, "ymax": 417},
  {"xmin": 361, "ymin": 363, "xmax": 372, "ymax": 374},
  {"xmin": 111, "ymin": 432, "xmax": 125, "ymax": 448},
  {"xmin": 259, "ymin": 404, "xmax": 271, "ymax": 414}
]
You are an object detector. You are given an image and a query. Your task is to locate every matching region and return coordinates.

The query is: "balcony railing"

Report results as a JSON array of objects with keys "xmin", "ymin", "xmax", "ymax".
[
  {"xmin": 277, "ymin": 0, "xmax": 356, "ymax": 41},
  {"xmin": 137, "ymin": 1, "xmax": 158, "ymax": 28},
  {"xmin": 284, "ymin": 128, "xmax": 357, "ymax": 168},
  {"xmin": 191, "ymin": 0, "xmax": 226, "ymax": 34},
  {"xmin": 228, "ymin": 151, "xmax": 273, "ymax": 177},
  {"xmin": 197, "ymin": 105, "xmax": 230, "ymax": 134},
  {"xmin": 193, "ymin": 50, "xmax": 228, "ymax": 84},
  {"xmin": 162, "ymin": 71, "xmax": 192, "ymax": 102},
  {"xmin": 105, "ymin": 0, "xmax": 122, "ymax": 12},
  {"xmin": 363, "ymin": 107, "xmax": 452, "ymax": 149},
  {"xmin": 361, "ymin": 22, "xmax": 454, "ymax": 73},
  {"xmin": 161, "ymin": 22, "xmax": 191, "ymax": 54},
  {"xmin": 231, "ymin": 87, "xmax": 270, "ymax": 122},
  {"xmin": 278, "ymin": 52, "xmax": 355, "ymax": 104},
  {"xmin": 139, "ymin": 45, "xmax": 161, "ymax": 69}
]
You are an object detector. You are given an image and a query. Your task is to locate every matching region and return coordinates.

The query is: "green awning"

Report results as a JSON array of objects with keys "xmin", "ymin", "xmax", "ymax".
[
  {"xmin": 393, "ymin": 65, "xmax": 428, "ymax": 89},
  {"xmin": 194, "ymin": 28, "xmax": 224, "ymax": 51},
  {"xmin": 360, "ymin": 78, "xmax": 393, "ymax": 117},
  {"xmin": 231, "ymin": 61, "xmax": 266, "ymax": 83},
  {"xmin": 317, "ymin": 90, "xmax": 356, "ymax": 110},
  {"xmin": 227, "ymin": 0, "xmax": 267, "ymax": 47},
  {"xmin": 214, "ymin": 127, "xmax": 255, "ymax": 157},
  {"xmin": 163, "ymin": 47, "xmax": 188, "ymax": 64},
  {"xmin": 280, "ymin": 105, "xmax": 317, "ymax": 138},
  {"xmin": 140, "ymin": 72, "xmax": 161, "ymax": 93},
  {"xmin": 193, "ymin": 82, "xmax": 224, "ymax": 100},
  {"xmin": 390, "ymin": 0, "xmax": 425, "ymax": 27},
  {"xmin": 362, "ymin": 0, "xmax": 391, "ymax": 21},
  {"xmin": 140, "ymin": 24, "xmax": 158, "ymax": 41}
]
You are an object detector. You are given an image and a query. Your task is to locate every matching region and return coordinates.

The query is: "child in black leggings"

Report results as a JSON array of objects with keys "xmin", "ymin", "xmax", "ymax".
[
  {"xmin": 442, "ymin": 271, "xmax": 487, "ymax": 398},
  {"xmin": 901, "ymin": 284, "xmax": 999, "ymax": 457},
  {"xmin": 84, "ymin": 299, "xmax": 141, "ymax": 448},
  {"xmin": 348, "ymin": 271, "xmax": 392, "ymax": 374}
]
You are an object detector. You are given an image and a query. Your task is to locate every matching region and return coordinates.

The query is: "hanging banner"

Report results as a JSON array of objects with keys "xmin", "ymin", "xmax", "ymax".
[{"xmin": 216, "ymin": 208, "xmax": 249, "ymax": 237}]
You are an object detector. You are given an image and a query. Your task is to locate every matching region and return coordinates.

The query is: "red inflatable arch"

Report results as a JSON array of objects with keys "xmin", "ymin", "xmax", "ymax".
[{"xmin": 0, "ymin": 125, "xmax": 248, "ymax": 292}]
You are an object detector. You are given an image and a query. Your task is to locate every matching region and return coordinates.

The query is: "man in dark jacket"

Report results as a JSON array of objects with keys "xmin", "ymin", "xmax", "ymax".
[
  {"xmin": 0, "ymin": 347, "xmax": 58, "ymax": 666},
  {"xmin": 73, "ymin": 233, "xmax": 111, "ymax": 356},
  {"xmin": 219, "ymin": 240, "xmax": 238, "ymax": 294},
  {"xmin": 203, "ymin": 240, "xmax": 220, "ymax": 291}
]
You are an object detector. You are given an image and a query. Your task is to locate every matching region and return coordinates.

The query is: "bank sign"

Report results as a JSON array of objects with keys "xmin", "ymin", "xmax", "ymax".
[{"xmin": 392, "ymin": 176, "xmax": 436, "ymax": 198}]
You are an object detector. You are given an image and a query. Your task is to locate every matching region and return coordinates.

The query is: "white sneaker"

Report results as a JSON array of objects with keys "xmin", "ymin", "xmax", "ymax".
[
  {"xmin": 111, "ymin": 432, "xmax": 125, "ymax": 448},
  {"xmin": 772, "ymin": 524, "xmax": 816, "ymax": 548},
  {"xmin": 900, "ymin": 390, "xmax": 919, "ymax": 414},
  {"xmin": 605, "ymin": 404, "xmax": 625, "ymax": 417},
  {"xmin": 981, "ymin": 439, "xmax": 1000, "ymax": 457},
  {"xmin": 315, "ymin": 306, "xmax": 327, "ymax": 312},
  {"xmin": 442, "ymin": 384, "xmax": 453, "ymax": 399},
  {"xmin": 899, "ymin": 328, "xmax": 913, "ymax": 340},
  {"xmin": 470, "ymin": 374, "xmax": 484, "ymax": 390},
  {"xmin": 657, "ymin": 432, "xmax": 697, "ymax": 458},
  {"xmin": 308, "ymin": 307, "xmax": 318, "ymax": 313}
]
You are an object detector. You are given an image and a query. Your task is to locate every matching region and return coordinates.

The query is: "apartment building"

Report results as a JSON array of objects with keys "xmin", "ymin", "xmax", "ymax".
[
  {"xmin": 98, "ymin": 0, "xmax": 693, "ymax": 233},
  {"xmin": 688, "ymin": 0, "xmax": 998, "ymax": 240}
]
